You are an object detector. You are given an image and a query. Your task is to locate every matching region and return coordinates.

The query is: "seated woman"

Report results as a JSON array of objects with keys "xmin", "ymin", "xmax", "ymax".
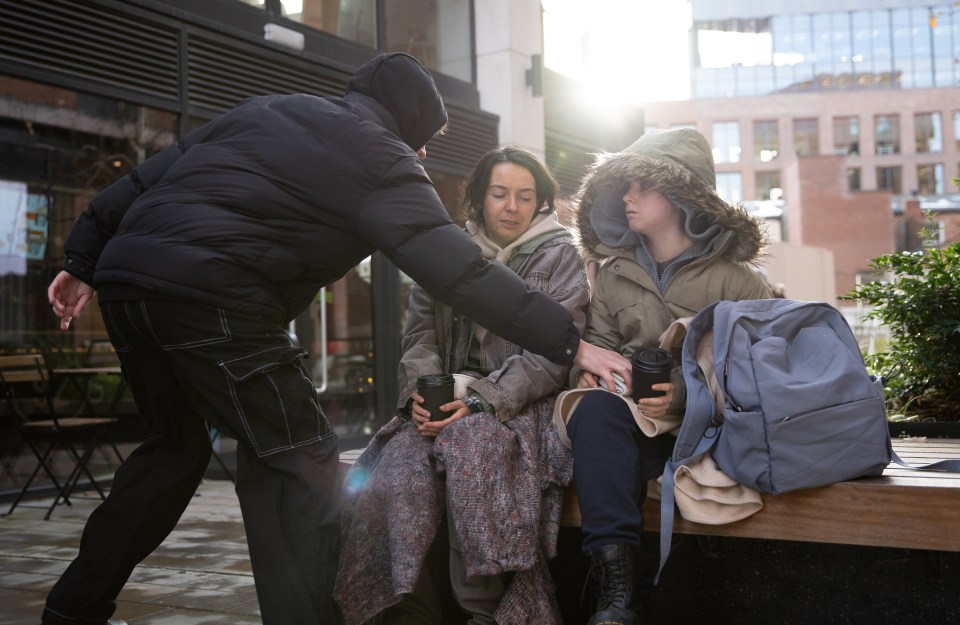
[{"xmin": 334, "ymin": 145, "xmax": 589, "ymax": 625}]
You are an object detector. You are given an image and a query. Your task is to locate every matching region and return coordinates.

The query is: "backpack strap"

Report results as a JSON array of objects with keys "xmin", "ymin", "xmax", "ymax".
[
  {"xmin": 657, "ymin": 423, "xmax": 720, "ymax": 583},
  {"xmin": 890, "ymin": 449, "xmax": 960, "ymax": 472}
]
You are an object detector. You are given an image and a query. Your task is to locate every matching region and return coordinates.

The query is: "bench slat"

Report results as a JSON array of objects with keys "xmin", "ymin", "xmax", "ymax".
[{"xmin": 560, "ymin": 438, "xmax": 960, "ymax": 553}]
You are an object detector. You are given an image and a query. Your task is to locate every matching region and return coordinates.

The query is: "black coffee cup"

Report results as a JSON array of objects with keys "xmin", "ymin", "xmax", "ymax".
[
  {"xmin": 417, "ymin": 374, "xmax": 455, "ymax": 422},
  {"xmin": 631, "ymin": 348, "xmax": 674, "ymax": 402}
]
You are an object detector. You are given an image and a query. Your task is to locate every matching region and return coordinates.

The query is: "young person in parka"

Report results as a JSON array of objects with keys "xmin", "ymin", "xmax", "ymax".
[{"xmin": 557, "ymin": 128, "xmax": 773, "ymax": 625}]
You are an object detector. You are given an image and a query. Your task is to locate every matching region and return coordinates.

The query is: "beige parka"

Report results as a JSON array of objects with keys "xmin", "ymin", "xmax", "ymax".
[{"xmin": 570, "ymin": 128, "xmax": 773, "ymax": 414}]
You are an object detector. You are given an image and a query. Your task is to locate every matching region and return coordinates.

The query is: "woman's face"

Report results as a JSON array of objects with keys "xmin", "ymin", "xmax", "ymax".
[{"xmin": 482, "ymin": 162, "xmax": 539, "ymax": 248}]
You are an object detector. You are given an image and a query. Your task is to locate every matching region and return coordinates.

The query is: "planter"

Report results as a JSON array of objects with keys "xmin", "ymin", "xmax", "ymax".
[{"xmin": 888, "ymin": 420, "xmax": 960, "ymax": 439}]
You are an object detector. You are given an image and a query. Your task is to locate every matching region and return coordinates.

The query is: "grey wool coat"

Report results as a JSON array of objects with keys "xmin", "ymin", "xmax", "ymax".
[{"xmin": 334, "ymin": 229, "xmax": 589, "ymax": 625}]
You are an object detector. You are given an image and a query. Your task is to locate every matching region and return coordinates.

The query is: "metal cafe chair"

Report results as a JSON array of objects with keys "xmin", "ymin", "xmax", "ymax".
[
  {"xmin": 52, "ymin": 339, "xmax": 128, "ymax": 464},
  {"xmin": 0, "ymin": 354, "xmax": 118, "ymax": 519}
]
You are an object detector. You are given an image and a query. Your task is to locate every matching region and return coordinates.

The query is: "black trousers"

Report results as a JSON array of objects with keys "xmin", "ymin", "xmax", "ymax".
[
  {"xmin": 566, "ymin": 391, "xmax": 675, "ymax": 554},
  {"xmin": 42, "ymin": 300, "xmax": 343, "ymax": 625}
]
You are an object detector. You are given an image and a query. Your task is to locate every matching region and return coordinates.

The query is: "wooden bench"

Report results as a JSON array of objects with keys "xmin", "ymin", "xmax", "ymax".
[
  {"xmin": 342, "ymin": 437, "xmax": 960, "ymax": 553},
  {"xmin": 561, "ymin": 437, "xmax": 960, "ymax": 553}
]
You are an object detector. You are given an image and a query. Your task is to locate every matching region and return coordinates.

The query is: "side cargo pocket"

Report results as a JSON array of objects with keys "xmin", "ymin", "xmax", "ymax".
[{"xmin": 219, "ymin": 345, "xmax": 332, "ymax": 457}]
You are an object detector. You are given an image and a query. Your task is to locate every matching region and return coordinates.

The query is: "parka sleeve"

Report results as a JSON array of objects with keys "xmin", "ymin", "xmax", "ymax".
[
  {"xmin": 568, "ymin": 272, "xmax": 624, "ymax": 387},
  {"xmin": 357, "ymin": 159, "xmax": 581, "ymax": 366},
  {"xmin": 396, "ymin": 284, "xmax": 444, "ymax": 412}
]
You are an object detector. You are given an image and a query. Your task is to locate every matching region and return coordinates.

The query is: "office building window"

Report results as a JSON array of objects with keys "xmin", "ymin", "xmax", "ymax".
[
  {"xmin": 874, "ymin": 114, "xmax": 900, "ymax": 155},
  {"xmin": 383, "ymin": 0, "xmax": 472, "ymax": 81},
  {"xmin": 917, "ymin": 164, "xmax": 945, "ymax": 195},
  {"xmin": 753, "ymin": 120, "xmax": 779, "ymax": 162},
  {"xmin": 793, "ymin": 118, "xmax": 819, "ymax": 156},
  {"xmin": 261, "ymin": 0, "xmax": 377, "ymax": 48},
  {"xmin": 716, "ymin": 172, "xmax": 743, "ymax": 203},
  {"xmin": 712, "ymin": 122, "xmax": 741, "ymax": 163},
  {"xmin": 833, "ymin": 116, "xmax": 860, "ymax": 155},
  {"xmin": 755, "ymin": 171, "xmax": 782, "ymax": 200},
  {"xmin": 847, "ymin": 167, "xmax": 861, "ymax": 192},
  {"xmin": 956, "ymin": 112, "xmax": 960, "ymax": 151},
  {"xmin": 876, "ymin": 166, "xmax": 902, "ymax": 193},
  {"xmin": 915, "ymin": 112, "xmax": 943, "ymax": 154},
  {"xmin": 241, "ymin": 0, "xmax": 473, "ymax": 81}
]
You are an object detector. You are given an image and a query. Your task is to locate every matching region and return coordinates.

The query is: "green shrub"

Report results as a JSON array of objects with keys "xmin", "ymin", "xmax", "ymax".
[{"xmin": 842, "ymin": 223, "xmax": 960, "ymax": 421}]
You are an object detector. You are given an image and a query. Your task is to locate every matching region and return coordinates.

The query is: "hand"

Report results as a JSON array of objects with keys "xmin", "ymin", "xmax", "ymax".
[
  {"xmin": 414, "ymin": 399, "xmax": 469, "ymax": 437},
  {"xmin": 572, "ymin": 341, "xmax": 632, "ymax": 396},
  {"xmin": 576, "ymin": 370, "xmax": 599, "ymax": 389},
  {"xmin": 48, "ymin": 270, "xmax": 95, "ymax": 331},
  {"xmin": 637, "ymin": 382, "xmax": 674, "ymax": 419}
]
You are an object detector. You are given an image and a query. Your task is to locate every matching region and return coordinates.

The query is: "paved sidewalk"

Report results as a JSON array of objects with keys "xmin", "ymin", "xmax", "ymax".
[{"xmin": 0, "ymin": 479, "xmax": 260, "ymax": 625}]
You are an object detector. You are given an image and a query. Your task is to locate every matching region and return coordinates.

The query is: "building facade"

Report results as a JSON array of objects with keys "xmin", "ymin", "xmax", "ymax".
[
  {"xmin": 643, "ymin": 0, "xmax": 960, "ymax": 300},
  {"xmin": 0, "ymin": 0, "xmax": 643, "ymax": 444},
  {"xmin": 0, "ymin": 0, "xmax": 499, "ymax": 444}
]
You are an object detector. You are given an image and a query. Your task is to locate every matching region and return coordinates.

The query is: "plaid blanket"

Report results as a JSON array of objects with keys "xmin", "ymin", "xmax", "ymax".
[{"xmin": 334, "ymin": 395, "xmax": 573, "ymax": 624}]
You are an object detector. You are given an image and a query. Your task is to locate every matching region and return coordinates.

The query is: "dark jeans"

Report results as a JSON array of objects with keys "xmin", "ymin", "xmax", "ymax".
[
  {"xmin": 42, "ymin": 300, "xmax": 342, "ymax": 625},
  {"xmin": 566, "ymin": 391, "xmax": 675, "ymax": 554}
]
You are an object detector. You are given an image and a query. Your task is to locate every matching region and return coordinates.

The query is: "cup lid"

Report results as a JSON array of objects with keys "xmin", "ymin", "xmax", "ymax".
[
  {"xmin": 631, "ymin": 348, "xmax": 672, "ymax": 370},
  {"xmin": 417, "ymin": 373, "xmax": 454, "ymax": 387}
]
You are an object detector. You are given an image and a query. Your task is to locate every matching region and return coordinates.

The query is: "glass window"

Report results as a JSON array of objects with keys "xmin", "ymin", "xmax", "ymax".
[
  {"xmin": 868, "ymin": 9, "xmax": 893, "ymax": 78},
  {"xmin": 851, "ymin": 11, "xmax": 872, "ymax": 84},
  {"xmin": 876, "ymin": 165, "xmax": 902, "ymax": 193},
  {"xmin": 269, "ymin": 0, "xmax": 377, "ymax": 48},
  {"xmin": 813, "ymin": 13, "xmax": 833, "ymax": 82},
  {"xmin": 917, "ymin": 163, "xmax": 945, "ymax": 195},
  {"xmin": 755, "ymin": 170, "xmax": 782, "ymax": 200},
  {"xmin": 847, "ymin": 167, "xmax": 861, "ymax": 191},
  {"xmin": 874, "ymin": 114, "xmax": 900, "ymax": 155},
  {"xmin": 932, "ymin": 6, "xmax": 956, "ymax": 87},
  {"xmin": 890, "ymin": 8, "xmax": 912, "ymax": 89},
  {"xmin": 258, "ymin": 0, "xmax": 473, "ymax": 81},
  {"xmin": 772, "ymin": 14, "xmax": 814, "ymax": 93},
  {"xmin": 955, "ymin": 111, "xmax": 960, "ymax": 151},
  {"xmin": 753, "ymin": 120, "xmax": 779, "ymax": 162},
  {"xmin": 383, "ymin": 0, "xmax": 472, "ymax": 82},
  {"xmin": 915, "ymin": 112, "xmax": 943, "ymax": 153},
  {"xmin": 696, "ymin": 17, "xmax": 773, "ymax": 69},
  {"xmin": 833, "ymin": 115, "xmax": 860, "ymax": 155},
  {"xmin": 0, "ymin": 77, "xmax": 175, "ymax": 364},
  {"xmin": 793, "ymin": 118, "xmax": 819, "ymax": 155},
  {"xmin": 712, "ymin": 121, "xmax": 741, "ymax": 163},
  {"xmin": 716, "ymin": 172, "xmax": 743, "ymax": 203},
  {"xmin": 752, "ymin": 65, "xmax": 776, "ymax": 97}
]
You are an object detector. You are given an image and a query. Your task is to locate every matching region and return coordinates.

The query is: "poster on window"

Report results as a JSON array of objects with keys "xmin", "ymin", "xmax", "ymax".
[
  {"xmin": 0, "ymin": 179, "xmax": 28, "ymax": 276},
  {"xmin": 26, "ymin": 193, "xmax": 49, "ymax": 261}
]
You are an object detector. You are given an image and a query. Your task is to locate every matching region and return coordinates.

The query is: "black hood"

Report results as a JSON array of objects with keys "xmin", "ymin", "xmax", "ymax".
[{"xmin": 346, "ymin": 52, "xmax": 448, "ymax": 151}]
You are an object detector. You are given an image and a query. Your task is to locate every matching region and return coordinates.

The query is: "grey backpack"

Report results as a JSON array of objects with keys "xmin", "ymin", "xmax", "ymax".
[{"xmin": 657, "ymin": 299, "xmax": 892, "ymax": 580}]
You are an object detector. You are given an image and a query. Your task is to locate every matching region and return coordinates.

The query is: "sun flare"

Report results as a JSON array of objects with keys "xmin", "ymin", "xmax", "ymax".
[{"xmin": 542, "ymin": 0, "xmax": 692, "ymax": 108}]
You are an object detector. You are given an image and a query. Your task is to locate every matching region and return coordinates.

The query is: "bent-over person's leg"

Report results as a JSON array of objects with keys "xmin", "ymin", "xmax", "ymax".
[{"xmin": 42, "ymin": 301, "xmax": 214, "ymax": 625}]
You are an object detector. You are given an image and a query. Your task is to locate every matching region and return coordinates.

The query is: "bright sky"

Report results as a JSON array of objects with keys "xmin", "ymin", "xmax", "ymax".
[{"xmin": 542, "ymin": 0, "xmax": 692, "ymax": 108}]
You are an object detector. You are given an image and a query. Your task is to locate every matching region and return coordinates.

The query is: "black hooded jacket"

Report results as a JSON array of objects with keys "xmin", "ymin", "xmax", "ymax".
[{"xmin": 62, "ymin": 53, "xmax": 580, "ymax": 364}]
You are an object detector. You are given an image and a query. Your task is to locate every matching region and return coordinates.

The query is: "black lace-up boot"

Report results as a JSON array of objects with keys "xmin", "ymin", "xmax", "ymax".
[{"xmin": 586, "ymin": 544, "xmax": 640, "ymax": 625}]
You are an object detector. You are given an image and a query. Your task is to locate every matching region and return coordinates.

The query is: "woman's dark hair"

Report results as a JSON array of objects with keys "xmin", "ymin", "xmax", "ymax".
[{"xmin": 460, "ymin": 145, "xmax": 559, "ymax": 225}]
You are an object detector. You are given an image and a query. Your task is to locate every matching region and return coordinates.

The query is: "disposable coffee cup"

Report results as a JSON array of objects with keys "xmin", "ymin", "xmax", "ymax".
[
  {"xmin": 631, "ymin": 348, "xmax": 673, "ymax": 402},
  {"xmin": 417, "ymin": 374, "xmax": 455, "ymax": 422}
]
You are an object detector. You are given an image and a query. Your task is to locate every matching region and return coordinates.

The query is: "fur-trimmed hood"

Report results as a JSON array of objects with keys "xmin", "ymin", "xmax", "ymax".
[{"xmin": 573, "ymin": 128, "xmax": 766, "ymax": 265}]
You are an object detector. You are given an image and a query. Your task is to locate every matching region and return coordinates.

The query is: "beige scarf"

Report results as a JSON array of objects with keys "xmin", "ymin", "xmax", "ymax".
[
  {"xmin": 466, "ymin": 213, "xmax": 568, "ymax": 362},
  {"xmin": 467, "ymin": 212, "xmax": 566, "ymax": 263}
]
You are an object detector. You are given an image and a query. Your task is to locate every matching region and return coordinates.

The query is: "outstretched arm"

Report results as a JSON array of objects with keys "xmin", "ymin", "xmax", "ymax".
[{"xmin": 48, "ymin": 271, "xmax": 95, "ymax": 331}]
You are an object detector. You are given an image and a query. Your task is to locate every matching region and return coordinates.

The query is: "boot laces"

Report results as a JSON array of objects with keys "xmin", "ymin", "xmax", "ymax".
[{"xmin": 591, "ymin": 554, "xmax": 631, "ymax": 610}]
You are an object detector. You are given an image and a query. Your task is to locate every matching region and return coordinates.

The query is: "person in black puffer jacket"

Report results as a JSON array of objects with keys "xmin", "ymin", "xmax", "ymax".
[{"xmin": 44, "ymin": 53, "xmax": 630, "ymax": 625}]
